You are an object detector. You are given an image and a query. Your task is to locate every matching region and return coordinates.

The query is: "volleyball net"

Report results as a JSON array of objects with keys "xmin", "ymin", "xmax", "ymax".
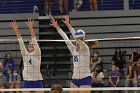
[
  {"xmin": 0, "ymin": 87, "xmax": 140, "ymax": 92},
  {"xmin": 0, "ymin": 36, "xmax": 140, "ymax": 92}
]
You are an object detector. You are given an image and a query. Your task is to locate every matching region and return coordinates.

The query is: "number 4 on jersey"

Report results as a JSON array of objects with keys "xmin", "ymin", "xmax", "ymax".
[{"xmin": 29, "ymin": 59, "xmax": 32, "ymax": 65}]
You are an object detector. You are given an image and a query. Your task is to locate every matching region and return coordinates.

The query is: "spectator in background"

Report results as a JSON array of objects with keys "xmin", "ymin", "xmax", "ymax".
[
  {"xmin": 0, "ymin": 69, "xmax": 6, "ymax": 93},
  {"xmin": 33, "ymin": 5, "xmax": 39, "ymax": 13},
  {"xmin": 50, "ymin": 84, "xmax": 63, "ymax": 93},
  {"xmin": 89, "ymin": 0, "xmax": 97, "ymax": 11},
  {"xmin": 9, "ymin": 70, "xmax": 21, "ymax": 93},
  {"xmin": 109, "ymin": 66, "xmax": 120, "ymax": 93},
  {"xmin": 125, "ymin": 65, "xmax": 137, "ymax": 93},
  {"xmin": 58, "ymin": 0, "xmax": 68, "ymax": 15},
  {"xmin": 112, "ymin": 48, "xmax": 126, "ymax": 77},
  {"xmin": 90, "ymin": 49, "xmax": 102, "ymax": 72},
  {"xmin": 91, "ymin": 66, "xmax": 104, "ymax": 93},
  {"xmin": 44, "ymin": 0, "xmax": 52, "ymax": 16},
  {"xmin": 2, "ymin": 52, "xmax": 15, "ymax": 80},
  {"xmin": 74, "ymin": 0, "xmax": 83, "ymax": 11},
  {"xmin": 129, "ymin": 49, "xmax": 140, "ymax": 87},
  {"xmin": 129, "ymin": 49, "xmax": 140, "ymax": 70}
]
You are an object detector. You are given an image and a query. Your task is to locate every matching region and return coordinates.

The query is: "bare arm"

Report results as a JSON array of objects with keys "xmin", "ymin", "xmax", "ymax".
[
  {"xmin": 10, "ymin": 20, "xmax": 21, "ymax": 38},
  {"xmin": 109, "ymin": 76, "xmax": 115, "ymax": 87},
  {"xmin": 26, "ymin": 18, "xmax": 40, "ymax": 54},
  {"xmin": 129, "ymin": 53, "xmax": 134, "ymax": 63},
  {"xmin": 115, "ymin": 76, "xmax": 119, "ymax": 87},
  {"xmin": 11, "ymin": 20, "xmax": 27, "ymax": 56},
  {"xmin": 26, "ymin": 18, "xmax": 35, "ymax": 38},
  {"xmin": 92, "ymin": 72, "xmax": 98, "ymax": 83},
  {"xmin": 94, "ymin": 57, "xmax": 101, "ymax": 64}
]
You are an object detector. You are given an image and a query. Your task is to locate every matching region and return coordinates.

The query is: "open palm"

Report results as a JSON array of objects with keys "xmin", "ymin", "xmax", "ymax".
[
  {"xmin": 50, "ymin": 18, "xmax": 59, "ymax": 28},
  {"xmin": 11, "ymin": 20, "xmax": 18, "ymax": 31}
]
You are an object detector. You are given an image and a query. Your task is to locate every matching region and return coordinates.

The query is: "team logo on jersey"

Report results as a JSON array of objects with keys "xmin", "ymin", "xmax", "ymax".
[{"xmin": 29, "ymin": 59, "xmax": 32, "ymax": 65}]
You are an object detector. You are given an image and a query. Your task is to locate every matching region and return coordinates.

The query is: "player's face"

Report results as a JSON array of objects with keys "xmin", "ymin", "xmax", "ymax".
[{"xmin": 28, "ymin": 42, "xmax": 34, "ymax": 53}]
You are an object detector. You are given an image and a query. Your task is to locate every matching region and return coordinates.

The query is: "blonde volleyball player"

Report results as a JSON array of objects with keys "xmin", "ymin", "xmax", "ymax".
[
  {"xmin": 50, "ymin": 16, "xmax": 91, "ymax": 93},
  {"xmin": 11, "ymin": 19, "xmax": 44, "ymax": 93}
]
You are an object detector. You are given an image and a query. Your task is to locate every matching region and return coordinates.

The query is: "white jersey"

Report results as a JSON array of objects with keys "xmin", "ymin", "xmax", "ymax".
[
  {"xmin": 58, "ymin": 27, "xmax": 91, "ymax": 79},
  {"xmin": 18, "ymin": 37, "xmax": 43, "ymax": 81}
]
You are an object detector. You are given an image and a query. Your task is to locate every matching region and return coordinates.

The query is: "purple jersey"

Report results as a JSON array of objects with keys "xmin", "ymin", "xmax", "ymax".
[{"xmin": 109, "ymin": 71, "xmax": 119, "ymax": 83}]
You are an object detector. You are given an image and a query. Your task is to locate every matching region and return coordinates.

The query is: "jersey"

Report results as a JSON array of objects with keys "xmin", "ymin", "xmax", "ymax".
[
  {"xmin": 58, "ymin": 27, "xmax": 91, "ymax": 79},
  {"xmin": 18, "ymin": 37, "xmax": 43, "ymax": 81}
]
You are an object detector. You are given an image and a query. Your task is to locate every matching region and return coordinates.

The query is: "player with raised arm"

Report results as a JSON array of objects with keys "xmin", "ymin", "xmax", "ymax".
[
  {"xmin": 50, "ymin": 16, "xmax": 91, "ymax": 93},
  {"xmin": 11, "ymin": 19, "xmax": 44, "ymax": 93}
]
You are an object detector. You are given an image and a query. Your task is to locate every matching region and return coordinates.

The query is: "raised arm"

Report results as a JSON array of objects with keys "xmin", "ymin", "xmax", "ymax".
[
  {"xmin": 26, "ymin": 18, "xmax": 40, "ymax": 54},
  {"xmin": 11, "ymin": 20, "xmax": 27, "ymax": 56},
  {"xmin": 10, "ymin": 20, "xmax": 21, "ymax": 38},
  {"xmin": 26, "ymin": 18, "xmax": 35, "ymax": 38},
  {"xmin": 62, "ymin": 16, "xmax": 76, "ymax": 39},
  {"xmin": 62, "ymin": 16, "xmax": 89, "ymax": 51},
  {"xmin": 50, "ymin": 18, "xmax": 75, "ymax": 54}
]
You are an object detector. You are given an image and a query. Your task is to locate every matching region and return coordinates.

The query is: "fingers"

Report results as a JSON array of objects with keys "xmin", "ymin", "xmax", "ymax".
[
  {"xmin": 32, "ymin": 19, "xmax": 34, "ymax": 23},
  {"xmin": 51, "ymin": 18, "xmax": 55, "ymax": 22},
  {"xmin": 50, "ymin": 19, "xmax": 53, "ymax": 23},
  {"xmin": 11, "ymin": 20, "xmax": 16, "ymax": 24},
  {"xmin": 28, "ymin": 18, "xmax": 32, "ymax": 22},
  {"xmin": 64, "ymin": 15, "xmax": 69, "ymax": 19},
  {"xmin": 50, "ymin": 18, "xmax": 57, "ymax": 23},
  {"xmin": 28, "ymin": 18, "xmax": 34, "ymax": 23},
  {"xmin": 25, "ymin": 22, "xmax": 28, "ymax": 26},
  {"xmin": 50, "ymin": 23, "xmax": 53, "ymax": 26},
  {"xmin": 26, "ymin": 18, "xmax": 34, "ymax": 27},
  {"xmin": 10, "ymin": 20, "xmax": 17, "ymax": 27},
  {"xmin": 62, "ymin": 20, "xmax": 65, "ymax": 23}
]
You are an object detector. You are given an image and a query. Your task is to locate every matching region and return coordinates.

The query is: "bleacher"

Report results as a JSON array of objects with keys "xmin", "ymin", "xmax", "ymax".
[
  {"xmin": 0, "ymin": 0, "xmax": 139, "ymax": 15},
  {"xmin": 0, "ymin": 0, "xmax": 39, "ymax": 13}
]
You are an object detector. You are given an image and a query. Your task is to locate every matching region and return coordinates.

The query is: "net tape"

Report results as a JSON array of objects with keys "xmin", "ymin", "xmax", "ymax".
[{"xmin": 0, "ymin": 87, "xmax": 140, "ymax": 92}]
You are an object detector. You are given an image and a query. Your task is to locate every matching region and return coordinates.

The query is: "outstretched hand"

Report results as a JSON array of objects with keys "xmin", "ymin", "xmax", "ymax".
[
  {"xmin": 62, "ymin": 16, "xmax": 70, "ymax": 26},
  {"xmin": 50, "ymin": 18, "xmax": 59, "ymax": 29},
  {"xmin": 26, "ymin": 18, "xmax": 34, "ymax": 29},
  {"xmin": 10, "ymin": 20, "xmax": 21, "ymax": 38},
  {"xmin": 10, "ymin": 20, "xmax": 18, "ymax": 31}
]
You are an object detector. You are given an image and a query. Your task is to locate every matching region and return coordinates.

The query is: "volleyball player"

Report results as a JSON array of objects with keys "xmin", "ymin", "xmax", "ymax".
[
  {"xmin": 11, "ymin": 19, "xmax": 44, "ymax": 93},
  {"xmin": 50, "ymin": 16, "xmax": 91, "ymax": 93}
]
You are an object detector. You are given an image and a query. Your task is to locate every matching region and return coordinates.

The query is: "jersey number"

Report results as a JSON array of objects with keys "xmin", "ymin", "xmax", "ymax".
[
  {"xmin": 73, "ymin": 56, "xmax": 78, "ymax": 62},
  {"xmin": 29, "ymin": 59, "xmax": 32, "ymax": 65}
]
